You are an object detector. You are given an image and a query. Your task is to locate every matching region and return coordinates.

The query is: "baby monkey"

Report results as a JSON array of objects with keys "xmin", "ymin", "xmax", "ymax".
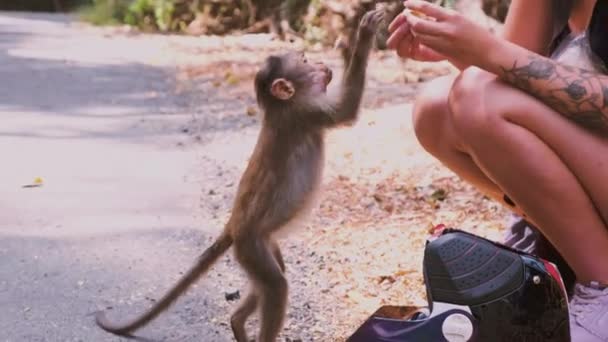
[{"xmin": 95, "ymin": 9, "xmax": 385, "ymax": 342}]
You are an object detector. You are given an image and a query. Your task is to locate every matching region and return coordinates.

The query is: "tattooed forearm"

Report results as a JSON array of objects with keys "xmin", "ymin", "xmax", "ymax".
[{"xmin": 500, "ymin": 55, "xmax": 608, "ymax": 131}]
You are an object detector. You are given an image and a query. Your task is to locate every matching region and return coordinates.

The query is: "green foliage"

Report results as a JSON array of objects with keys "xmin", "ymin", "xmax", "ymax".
[
  {"xmin": 80, "ymin": 0, "xmax": 179, "ymax": 31},
  {"xmin": 79, "ymin": 0, "xmax": 125, "ymax": 26},
  {"xmin": 78, "ymin": 0, "xmax": 469, "ymax": 41},
  {"xmin": 301, "ymin": 0, "xmax": 326, "ymax": 45},
  {"xmin": 154, "ymin": 0, "xmax": 175, "ymax": 31}
]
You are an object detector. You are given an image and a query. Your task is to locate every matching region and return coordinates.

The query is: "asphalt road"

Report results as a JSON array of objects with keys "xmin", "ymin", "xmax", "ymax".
[{"xmin": 0, "ymin": 11, "xmax": 241, "ymax": 342}]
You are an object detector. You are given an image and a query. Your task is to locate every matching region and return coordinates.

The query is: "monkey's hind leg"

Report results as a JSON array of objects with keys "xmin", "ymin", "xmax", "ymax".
[
  {"xmin": 235, "ymin": 237, "xmax": 288, "ymax": 342},
  {"xmin": 230, "ymin": 291, "xmax": 259, "ymax": 342},
  {"xmin": 230, "ymin": 240, "xmax": 286, "ymax": 341},
  {"xmin": 271, "ymin": 240, "xmax": 285, "ymax": 272}
]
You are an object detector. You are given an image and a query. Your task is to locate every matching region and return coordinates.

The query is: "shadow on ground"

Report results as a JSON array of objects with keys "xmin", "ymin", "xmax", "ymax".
[{"xmin": 0, "ymin": 228, "xmax": 238, "ymax": 342}]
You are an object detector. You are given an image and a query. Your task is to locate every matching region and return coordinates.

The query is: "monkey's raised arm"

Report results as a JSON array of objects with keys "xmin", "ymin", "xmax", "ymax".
[{"xmin": 330, "ymin": 10, "xmax": 384, "ymax": 126}]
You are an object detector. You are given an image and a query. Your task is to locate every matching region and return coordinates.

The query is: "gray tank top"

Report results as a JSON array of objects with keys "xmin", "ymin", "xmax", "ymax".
[{"xmin": 550, "ymin": 0, "xmax": 608, "ymax": 74}]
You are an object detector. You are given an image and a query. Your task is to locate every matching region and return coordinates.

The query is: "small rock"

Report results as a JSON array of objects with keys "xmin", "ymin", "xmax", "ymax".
[
  {"xmin": 431, "ymin": 188, "xmax": 447, "ymax": 201},
  {"xmin": 402, "ymin": 70, "xmax": 421, "ymax": 83},
  {"xmin": 377, "ymin": 275, "xmax": 396, "ymax": 284},
  {"xmin": 225, "ymin": 290, "xmax": 240, "ymax": 301}
]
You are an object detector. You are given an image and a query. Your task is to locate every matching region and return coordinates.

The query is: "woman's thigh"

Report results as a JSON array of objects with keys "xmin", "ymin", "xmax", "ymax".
[
  {"xmin": 412, "ymin": 75, "xmax": 512, "ymax": 199},
  {"xmin": 454, "ymin": 72, "xmax": 608, "ymax": 224}
]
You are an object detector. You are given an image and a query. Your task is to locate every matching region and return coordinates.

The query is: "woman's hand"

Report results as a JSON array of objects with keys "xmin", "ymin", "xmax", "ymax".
[
  {"xmin": 386, "ymin": 8, "xmax": 446, "ymax": 62},
  {"xmin": 391, "ymin": 0, "xmax": 504, "ymax": 71}
]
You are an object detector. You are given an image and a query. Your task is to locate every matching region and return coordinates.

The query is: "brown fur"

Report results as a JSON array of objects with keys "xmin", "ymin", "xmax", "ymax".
[{"xmin": 95, "ymin": 9, "xmax": 385, "ymax": 342}]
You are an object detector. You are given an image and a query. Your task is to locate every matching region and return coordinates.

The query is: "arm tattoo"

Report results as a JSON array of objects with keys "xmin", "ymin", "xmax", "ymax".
[{"xmin": 500, "ymin": 55, "xmax": 608, "ymax": 131}]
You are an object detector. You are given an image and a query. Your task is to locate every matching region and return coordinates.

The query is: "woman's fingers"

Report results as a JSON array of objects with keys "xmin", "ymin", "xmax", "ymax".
[
  {"xmin": 415, "ymin": 44, "xmax": 446, "ymax": 61},
  {"xmin": 405, "ymin": 11, "xmax": 444, "ymax": 36},
  {"xmin": 388, "ymin": 11, "xmax": 443, "ymax": 51},
  {"xmin": 409, "ymin": 32, "xmax": 449, "ymax": 56},
  {"xmin": 403, "ymin": 0, "xmax": 453, "ymax": 21},
  {"xmin": 388, "ymin": 12, "xmax": 407, "ymax": 33},
  {"xmin": 413, "ymin": 36, "xmax": 425, "ymax": 56},
  {"xmin": 387, "ymin": 21, "xmax": 412, "ymax": 49},
  {"xmin": 396, "ymin": 32, "xmax": 415, "ymax": 58}
]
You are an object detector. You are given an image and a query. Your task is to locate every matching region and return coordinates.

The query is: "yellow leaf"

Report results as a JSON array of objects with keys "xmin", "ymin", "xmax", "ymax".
[
  {"xmin": 246, "ymin": 106, "xmax": 257, "ymax": 116},
  {"xmin": 225, "ymin": 74, "xmax": 240, "ymax": 85}
]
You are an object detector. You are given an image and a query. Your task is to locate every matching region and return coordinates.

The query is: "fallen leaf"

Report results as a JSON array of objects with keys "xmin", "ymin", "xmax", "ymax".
[
  {"xmin": 225, "ymin": 71, "xmax": 240, "ymax": 85},
  {"xmin": 22, "ymin": 177, "xmax": 44, "ymax": 188},
  {"xmin": 246, "ymin": 106, "xmax": 257, "ymax": 116}
]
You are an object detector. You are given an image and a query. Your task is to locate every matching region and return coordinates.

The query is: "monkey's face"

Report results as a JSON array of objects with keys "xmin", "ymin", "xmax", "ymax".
[
  {"xmin": 302, "ymin": 57, "xmax": 332, "ymax": 92},
  {"xmin": 284, "ymin": 52, "xmax": 333, "ymax": 96},
  {"xmin": 255, "ymin": 52, "xmax": 334, "ymax": 107}
]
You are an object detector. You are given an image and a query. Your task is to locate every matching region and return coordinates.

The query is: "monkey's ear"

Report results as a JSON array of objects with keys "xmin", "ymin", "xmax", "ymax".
[{"xmin": 270, "ymin": 78, "xmax": 295, "ymax": 100}]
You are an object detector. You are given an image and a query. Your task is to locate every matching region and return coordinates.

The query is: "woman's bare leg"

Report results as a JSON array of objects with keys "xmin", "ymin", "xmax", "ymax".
[
  {"xmin": 413, "ymin": 68, "xmax": 608, "ymax": 282},
  {"xmin": 445, "ymin": 68, "xmax": 608, "ymax": 283},
  {"xmin": 413, "ymin": 74, "xmax": 577, "ymax": 289},
  {"xmin": 412, "ymin": 74, "xmax": 528, "ymax": 218}
]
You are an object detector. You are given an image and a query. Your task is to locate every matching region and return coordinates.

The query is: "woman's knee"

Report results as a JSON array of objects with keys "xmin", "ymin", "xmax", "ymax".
[
  {"xmin": 448, "ymin": 67, "xmax": 506, "ymax": 143},
  {"xmin": 412, "ymin": 75, "xmax": 455, "ymax": 154}
]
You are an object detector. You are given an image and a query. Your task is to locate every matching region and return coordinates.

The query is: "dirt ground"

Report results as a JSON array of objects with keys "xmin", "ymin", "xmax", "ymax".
[
  {"xmin": 167, "ymin": 3, "xmax": 508, "ymax": 339},
  {"xmin": 0, "ymin": 6, "xmax": 510, "ymax": 342}
]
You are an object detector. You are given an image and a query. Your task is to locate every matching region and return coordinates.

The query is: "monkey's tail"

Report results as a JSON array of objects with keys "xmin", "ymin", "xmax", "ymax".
[{"xmin": 95, "ymin": 233, "xmax": 233, "ymax": 336}]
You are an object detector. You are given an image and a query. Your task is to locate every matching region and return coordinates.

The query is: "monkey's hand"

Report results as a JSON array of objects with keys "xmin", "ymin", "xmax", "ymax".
[
  {"xmin": 357, "ymin": 9, "xmax": 386, "ymax": 42},
  {"xmin": 331, "ymin": 9, "xmax": 384, "ymax": 126},
  {"xmin": 349, "ymin": 9, "xmax": 385, "ymax": 68}
]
